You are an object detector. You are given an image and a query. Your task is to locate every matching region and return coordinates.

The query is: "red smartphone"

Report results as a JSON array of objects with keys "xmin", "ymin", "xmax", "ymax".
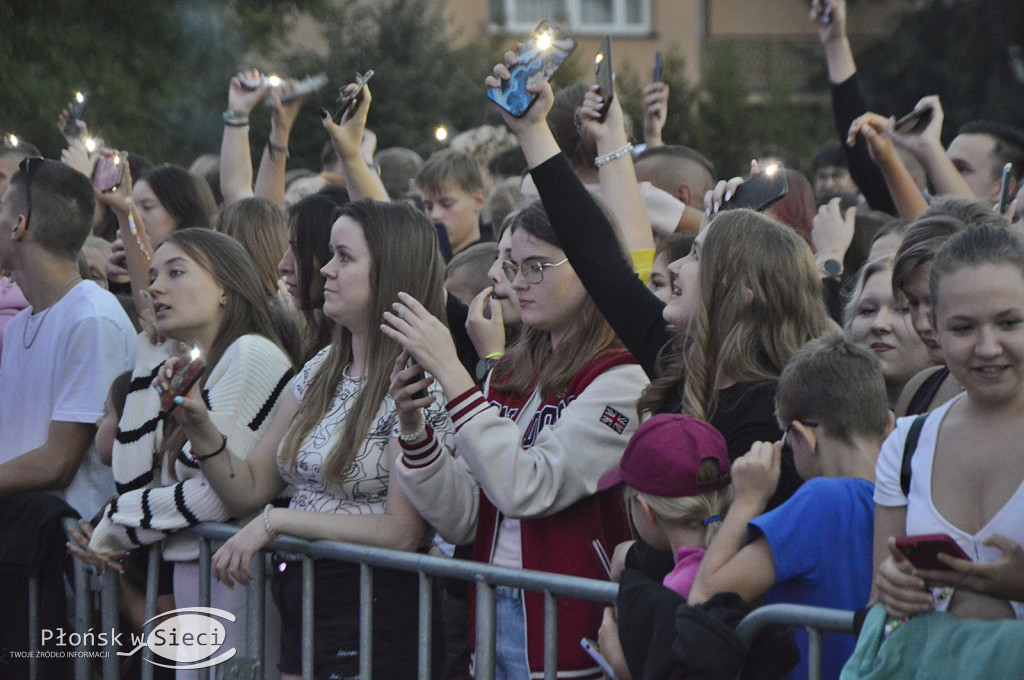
[
  {"xmin": 93, "ymin": 153, "xmax": 125, "ymax": 194},
  {"xmin": 895, "ymin": 533, "xmax": 970, "ymax": 571},
  {"xmin": 160, "ymin": 345, "xmax": 207, "ymax": 412},
  {"xmin": 594, "ymin": 35, "xmax": 614, "ymax": 122}
]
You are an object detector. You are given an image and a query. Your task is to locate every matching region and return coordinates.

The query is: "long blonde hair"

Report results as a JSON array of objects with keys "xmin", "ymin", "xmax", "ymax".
[
  {"xmin": 489, "ymin": 200, "xmax": 620, "ymax": 399},
  {"xmin": 639, "ymin": 209, "xmax": 831, "ymax": 419},
  {"xmin": 277, "ymin": 200, "xmax": 446, "ymax": 485}
]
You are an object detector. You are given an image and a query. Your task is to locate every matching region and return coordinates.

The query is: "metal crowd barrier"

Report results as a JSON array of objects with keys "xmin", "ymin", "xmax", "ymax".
[
  {"xmin": 735, "ymin": 604, "xmax": 857, "ymax": 680},
  {"xmin": 59, "ymin": 519, "xmax": 853, "ymax": 680}
]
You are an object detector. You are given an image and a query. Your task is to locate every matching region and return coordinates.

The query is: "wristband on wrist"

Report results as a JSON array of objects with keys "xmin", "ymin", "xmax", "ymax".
[
  {"xmin": 223, "ymin": 110, "xmax": 250, "ymax": 127},
  {"xmin": 266, "ymin": 142, "xmax": 289, "ymax": 163},
  {"xmin": 594, "ymin": 143, "xmax": 633, "ymax": 168},
  {"xmin": 262, "ymin": 503, "xmax": 280, "ymax": 540},
  {"xmin": 194, "ymin": 434, "xmax": 228, "ymax": 461}
]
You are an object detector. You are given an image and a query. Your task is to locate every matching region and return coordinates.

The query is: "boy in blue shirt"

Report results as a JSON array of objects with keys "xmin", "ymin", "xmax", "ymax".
[{"xmin": 690, "ymin": 334, "xmax": 893, "ymax": 680}]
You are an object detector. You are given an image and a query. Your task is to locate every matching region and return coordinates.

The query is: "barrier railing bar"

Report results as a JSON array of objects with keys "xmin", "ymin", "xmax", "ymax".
[
  {"xmin": 475, "ymin": 581, "xmax": 496, "ymax": 680},
  {"xmin": 101, "ymin": 569, "xmax": 119, "ymax": 679},
  {"xmin": 187, "ymin": 524, "xmax": 619, "ymax": 605},
  {"xmin": 807, "ymin": 627, "xmax": 823, "ymax": 680},
  {"xmin": 142, "ymin": 545, "xmax": 160, "ymax": 680},
  {"xmin": 543, "ymin": 590, "xmax": 557, "ymax": 680},
  {"xmin": 247, "ymin": 552, "xmax": 267, "ymax": 678},
  {"xmin": 360, "ymin": 563, "xmax": 373, "ymax": 680},
  {"xmin": 198, "ymin": 538, "xmax": 214, "ymax": 680},
  {"xmin": 28, "ymin": 575, "xmax": 39, "ymax": 680},
  {"xmin": 73, "ymin": 555, "xmax": 91, "ymax": 680},
  {"xmin": 417, "ymin": 572, "xmax": 433, "ymax": 680},
  {"xmin": 734, "ymin": 603, "xmax": 856, "ymax": 643},
  {"xmin": 301, "ymin": 556, "xmax": 314, "ymax": 680}
]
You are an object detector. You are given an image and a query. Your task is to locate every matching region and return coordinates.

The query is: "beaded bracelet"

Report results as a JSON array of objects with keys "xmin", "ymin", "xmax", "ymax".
[
  {"xmin": 262, "ymin": 503, "xmax": 280, "ymax": 540},
  {"xmin": 223, "ymin": 110, "xmax": 250, "ymax": 127},
  {"xmin": 594, "ymin": 142, "xmax": 633, "ymax": 168},
  {"xmin": 266, "ymin": 142, "xmax": 289, "ymax": 163}
]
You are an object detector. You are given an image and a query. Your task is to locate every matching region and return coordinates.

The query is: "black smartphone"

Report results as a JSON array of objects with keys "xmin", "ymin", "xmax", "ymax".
[
  {"xmin": 594, "ymin": 35, "xmax": 614, "ymax": 122},
  {"xmin": 998, "ymin": 162, "xmax": 1013, "ymax": 213},
  {"xmin": 720, "ymin": 165, "xmax": 789, "ymax": 212},
  {"xmin": 64, "ymin": 91, "xmax": 89, "ymax": 138},
  {"xmin": 487, "ymin": 20, "xmax": 578, "ymax": 118},
  {"xmin": 93, "ymin": 153, "xmax": 125, "ymax": 194},
  {"xmin": 406, "ymin": 358, "xmax": 428, "ymax": 401},
  {"xmin": 653, "ymin": 50, "xmax": 663, "ymax": 82},
  {"xmin": 894, "ymin": 106, "xmax": 934, "ymax": 135},
  {"xmin": 334, "ymin": 70, "xmax": 374, "ymax": 124}
]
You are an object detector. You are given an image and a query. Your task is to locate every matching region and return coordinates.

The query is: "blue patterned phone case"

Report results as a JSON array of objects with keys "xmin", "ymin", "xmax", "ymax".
[{"xmin": 487, "ymin": 21, "xmax": 577, "ymax": 118}]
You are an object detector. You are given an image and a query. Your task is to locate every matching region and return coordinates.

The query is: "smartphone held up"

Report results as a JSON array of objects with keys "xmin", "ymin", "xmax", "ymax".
[
  {"xmin": 594, "ymin": 35, "xmax": 614, "ymax": 122},
  {"xmin": 160, "ymin": 343, "xmax": 207, "ymax": 413},
  {"xmin": 334, "ymin": 70, "xmax": 375, "ymax": 124},
  {"xmin": 720, "ymin": 164, "xmax": 789, "ymax": 212},
  {"xmin": 93, "ymin": 153, "xmax": 126, "ymax": 194},
  {"xmin": 487, "ymin": 20, "xmax": 578, "ymax": 118}
]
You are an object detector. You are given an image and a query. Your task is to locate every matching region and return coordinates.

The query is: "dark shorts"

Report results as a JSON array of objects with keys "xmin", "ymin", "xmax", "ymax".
[{"xmin": 272, "ymin": 557, "xmax": 442, "ymax": 680}]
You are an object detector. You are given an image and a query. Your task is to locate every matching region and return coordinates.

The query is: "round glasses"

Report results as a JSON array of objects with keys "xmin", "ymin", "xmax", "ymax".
[{"xmin": 501, "ymin": 257, "xmax": 568, "ymax": 284}]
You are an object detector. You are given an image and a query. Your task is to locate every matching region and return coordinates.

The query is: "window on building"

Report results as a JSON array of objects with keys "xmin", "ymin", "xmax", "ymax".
[{"xmin": 489, "ymin": 0, "xmax": 650, "ymax": 36}]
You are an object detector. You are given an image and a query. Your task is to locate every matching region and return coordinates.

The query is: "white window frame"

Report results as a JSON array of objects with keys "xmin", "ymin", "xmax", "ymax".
[{"xmin": 489, "ymin": 0, "xmax": 651, "ymax": 37}]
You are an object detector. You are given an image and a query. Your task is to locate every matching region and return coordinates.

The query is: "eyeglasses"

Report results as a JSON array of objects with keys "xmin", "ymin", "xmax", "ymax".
[
  {"xmin": 501, "ymin": 257, "xmax": 569, "ymax": 284},
  {"xmin": 18, "ymin": 156, "xmax": 44, "ymax": 230},
  {"xmin": 780, "ymin": 419, "xmax": 819, "ymax": 455}
]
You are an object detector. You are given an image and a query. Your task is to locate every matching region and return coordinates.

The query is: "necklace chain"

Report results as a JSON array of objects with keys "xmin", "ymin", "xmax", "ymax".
[{"xmin": 22, "ymin": 275, "xmax": 82, "ymax": 349}]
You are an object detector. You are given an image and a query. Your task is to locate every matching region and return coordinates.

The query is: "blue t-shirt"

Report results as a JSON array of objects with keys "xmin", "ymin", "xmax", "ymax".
[{"xmin": 749, "ymin": 477, "xmax": 874, "ymax": 680}]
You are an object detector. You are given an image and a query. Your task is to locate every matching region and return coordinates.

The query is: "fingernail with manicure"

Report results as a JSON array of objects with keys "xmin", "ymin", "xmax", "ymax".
[{"xmin": 174, "ymin": 396, "xmax": 183, "ymax": 405}]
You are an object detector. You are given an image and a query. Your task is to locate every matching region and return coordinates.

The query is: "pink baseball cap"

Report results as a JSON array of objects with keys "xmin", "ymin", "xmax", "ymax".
[{"xmin": 598, "ymin": 414, "xmax": 730, "ymax": 496}]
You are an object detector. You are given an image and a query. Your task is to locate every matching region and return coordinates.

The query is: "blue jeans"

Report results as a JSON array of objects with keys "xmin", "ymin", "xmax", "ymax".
[{"xmin": 494, "ymin": 586, "xmax": 530, "ymax": 680}]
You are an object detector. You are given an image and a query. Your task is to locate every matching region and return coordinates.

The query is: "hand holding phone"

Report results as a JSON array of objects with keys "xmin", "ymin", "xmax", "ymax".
[
  {"xmin": 159, "ymin": 343, "xmax": 207, "ymax": 412},
  {"xmin": 895, "ymin": 533, "xmax": 971, "ymax": 571},
  {"xmin": 893, "ymin": 106, "xmax": 934, "ymax": 135},
  {"xmin": 63, "ymin": 91, "xmax": 90, "ymax": 139},
  {"xmin": 720, "ymin": 164, "xmax": 789, "ymax": 212},
  {"xmin": 334, "ymin": 70, "xmax": 374, "ymax": 123},
  {"xmin": 93, "ymin": 153, "xmax": 126, "ymax": 194},
  {"xmin": 487, "ymin": 21, "xmax": 578, "ymax": 118},
  {"xmin": 278, "ymin": 72, "xmax": 329, "ymax": 104},
  {"xmin": 406, "ymin": 357, "xmax": 428, "ymax": 401},
  {"xmin": 581, "ymin": 638, "xmax": 620, "ymax": 680},
  {"xmin": 653, "ymin": 50, "xmax": 663, "ymax": 82}
]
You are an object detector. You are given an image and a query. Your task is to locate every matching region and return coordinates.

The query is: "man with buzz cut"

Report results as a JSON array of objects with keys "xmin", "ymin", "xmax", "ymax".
[{"xmin": 0, "ymin": 157, "xmax": 136, "ymax": 675}]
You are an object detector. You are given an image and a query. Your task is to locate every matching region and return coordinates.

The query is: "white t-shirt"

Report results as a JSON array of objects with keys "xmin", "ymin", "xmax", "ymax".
[{"xmin": 0, "ymin": 280, "xmax": 136, "ymax": 517}]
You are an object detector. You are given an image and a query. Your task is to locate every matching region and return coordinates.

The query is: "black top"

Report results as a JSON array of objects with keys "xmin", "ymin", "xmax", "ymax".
[
  {"xmin": 531, "ymin": 154, "xmax": 800, "ymax": 508},
  {"xmin": 832, "ymin": 73, "xmax": 898, "ymax": 215}
]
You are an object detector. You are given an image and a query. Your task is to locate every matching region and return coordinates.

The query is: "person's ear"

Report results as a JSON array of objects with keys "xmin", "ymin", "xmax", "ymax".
[
  {"xmin": 676, "ymin": 184, "xmax": 693, "ymax": 206},
  {"xmin": 884, "ymin": 409, "xmax": 896, "ymax": 438},
  {"xmin": 472, "ymin": 189, "xmax": 487, "ymax": 212},
  {"xmin": 790, "ymin": 420, "xmax": 819, "ymax": 458},
  {"xmin": 11, "ymin": 214, "xmax": 28, "ymax": 242}
]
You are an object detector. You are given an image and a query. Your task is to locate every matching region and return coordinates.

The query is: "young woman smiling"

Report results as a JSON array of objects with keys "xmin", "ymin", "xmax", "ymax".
[{"xmin": 874, "ymin": 225, "xmax": 1024, "ymax": 623}]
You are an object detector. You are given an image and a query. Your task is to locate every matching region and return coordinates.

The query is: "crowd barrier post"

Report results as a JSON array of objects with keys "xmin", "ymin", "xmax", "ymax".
[{"xmin": 734, "ymin": 603, "xmax": 857, "ymax": 680}]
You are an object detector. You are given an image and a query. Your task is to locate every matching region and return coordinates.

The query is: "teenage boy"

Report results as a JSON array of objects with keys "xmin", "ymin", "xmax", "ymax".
[
  {"xmin": 416, "ymin": 149, "xmax": 489, "ymax": 256},
  {"xmin": 689, "ymin": 334, "xmax": 892, "ymax": 680}
]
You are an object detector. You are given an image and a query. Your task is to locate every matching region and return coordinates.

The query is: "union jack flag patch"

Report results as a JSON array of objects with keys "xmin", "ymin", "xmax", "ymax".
[{"xmin": 600, "ymin": 406, "xmax": 629, "ymax": 434}]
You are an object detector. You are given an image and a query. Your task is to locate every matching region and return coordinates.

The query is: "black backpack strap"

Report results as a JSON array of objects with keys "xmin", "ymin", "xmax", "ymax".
[{"xmin": 900, "ymin": 414, "xmax": 929, "ymax": 497}]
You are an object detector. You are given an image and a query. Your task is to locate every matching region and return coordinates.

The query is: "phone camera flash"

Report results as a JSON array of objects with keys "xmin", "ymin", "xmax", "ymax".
[
  {"xmin": 84, "ymin": 137, "xmax": 97, "ymax": 153},
  {"xmin": 595, "ymin": 53, "xmax": 604, "ymax": 64},
  {"xmin": 266, "ymin": 75, "xmax": 282, "ymax": 88},
  {"xmin": 435, "ymin": 126, "xmax": 449, "ymax": 143},
  {"xmin": 75, "ymin": 91, "xmax": 85, "ymax": 104},
  {"xmin": 6, "ymin": 134, "xmax": 18, "ymax": 147},
  {"xmin": 764, "ymin": 163, "xmax": 779, "ymax": 176},
  {"xmin": 537, "ymin": 31, "xmax": 552, "ymax": 51}
]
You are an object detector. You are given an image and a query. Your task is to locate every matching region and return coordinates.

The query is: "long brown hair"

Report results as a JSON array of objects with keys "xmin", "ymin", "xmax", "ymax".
[
  {"xmin": 277, "ymin": 200, "xmax": 447, "ymax": 485},
  {"xmin": 639, "ymin": 209, "xmax": 831, "ymax": 419},
  {"xmin": 158, "ymin": 229, "xmax": 285, "ymax": 466},
  {"xmin": 490, "ymin": 200, "xmax": 620, "ymax": 399}
]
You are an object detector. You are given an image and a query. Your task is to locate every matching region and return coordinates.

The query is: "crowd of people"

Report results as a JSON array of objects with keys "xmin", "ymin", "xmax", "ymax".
[{"xmin": 2, "ymin": 0, "xmax": 1024, "ymax": 678}]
